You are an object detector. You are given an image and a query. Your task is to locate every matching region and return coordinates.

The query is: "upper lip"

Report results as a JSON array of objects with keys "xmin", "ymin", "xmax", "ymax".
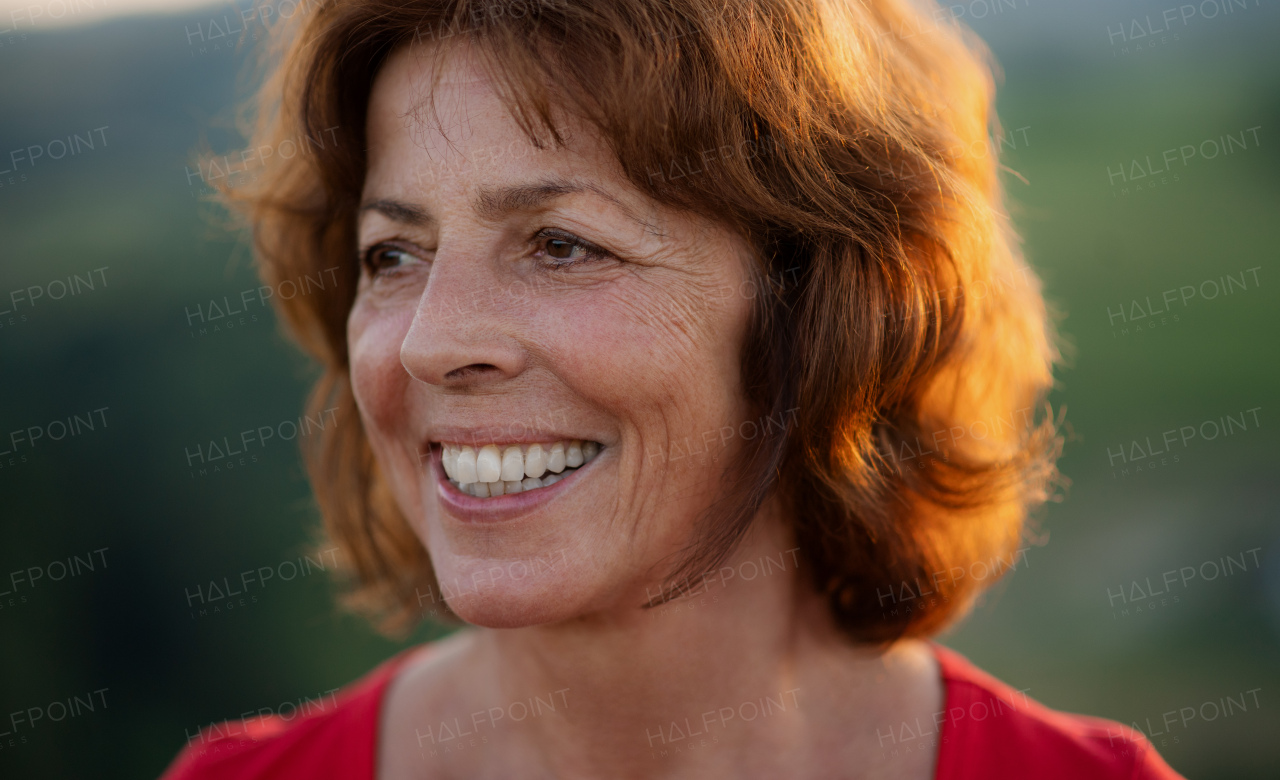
[{"xmin": 424, "ymin": 428, "xmax": 604, "ymax": 448}]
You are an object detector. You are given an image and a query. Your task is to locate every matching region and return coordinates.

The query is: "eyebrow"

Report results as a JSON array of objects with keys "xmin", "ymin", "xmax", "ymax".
[
  {"xmin": 359, "ymin": 178, "xmax": 649, "ymax": 229},
  {"xmin": 359, "ymin": 198, "xmax": 431, "ymax": 226},
  {"xmin": 474, "ymin": 180, "xmax": 588, "ymax": 221}
]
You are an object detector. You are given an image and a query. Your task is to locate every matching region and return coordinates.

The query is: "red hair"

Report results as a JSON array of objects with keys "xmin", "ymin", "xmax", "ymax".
[{"xmin": 223, "ymin": 0, "xmax": 1062, "ymax": 642}]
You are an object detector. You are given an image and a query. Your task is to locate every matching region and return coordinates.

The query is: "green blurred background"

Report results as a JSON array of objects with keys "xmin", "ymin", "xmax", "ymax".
[{"xmin": 1, "ymin": 1, "xmax": 1277, "ymax": 777}]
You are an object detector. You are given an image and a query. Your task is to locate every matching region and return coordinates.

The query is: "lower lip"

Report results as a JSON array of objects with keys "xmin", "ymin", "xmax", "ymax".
[{"xmin": 431, "ymin": 448, "xmax": 590, "ymax": 523}]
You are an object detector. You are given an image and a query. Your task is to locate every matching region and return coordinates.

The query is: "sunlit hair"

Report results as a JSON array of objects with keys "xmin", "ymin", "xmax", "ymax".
[{"xmin": 225, "ymin": 0, "xmax": 1062, "ymax": 642}]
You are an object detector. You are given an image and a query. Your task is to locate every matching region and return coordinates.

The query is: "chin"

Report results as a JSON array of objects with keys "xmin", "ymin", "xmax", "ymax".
[
  {"xmin": 443, "ymin": 583, "xmax": 589, "ymax": 629},
  {"xmin": 424, "ymin": 550, "xmax": 597, "ymax": 628}
]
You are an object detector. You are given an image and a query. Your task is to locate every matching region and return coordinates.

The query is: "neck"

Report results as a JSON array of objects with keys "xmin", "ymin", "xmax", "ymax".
[{"xmin": 442, "ymin": 520, "xmax": 937, "ymax": 780}]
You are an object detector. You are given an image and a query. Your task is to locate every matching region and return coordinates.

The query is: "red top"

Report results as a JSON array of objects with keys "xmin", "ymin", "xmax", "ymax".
[{"xmin": 160, "ymin": 643, "xmax": 1184, "ymax": 779}]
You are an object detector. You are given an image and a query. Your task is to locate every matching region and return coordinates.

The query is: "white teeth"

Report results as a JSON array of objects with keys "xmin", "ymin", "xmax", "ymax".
[
  {"xmin": 524, "ymin": 444, "xmax": 547, "ymax": 478},
  {"xmin": 476, "ymin": 445, "xmax": 502, "ymax": 483},
  {"xmin": 440, "ymin": 438, "xmax": 603, "ymax": 499},
  {"xmin": 456, "ymin": 446, "xmax": 478, "ymax": 483},
  {"xmin": 442, "ymin": 445, "xmax": 458, "ymax": 480},
  {"xmin": 547, "ymin": 442, "xmax": 566, "ymax": 473},
  {"xmin": 500, "ymin": 446, "xmax": 524, "ymax": 482},
  {"xmin": 565, "ymin": 440, "xmax": 584, "ymax": 468}
]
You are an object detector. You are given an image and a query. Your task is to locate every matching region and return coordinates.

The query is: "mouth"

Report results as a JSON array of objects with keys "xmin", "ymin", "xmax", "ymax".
[{"xmin": 439, "ymin": 439, "xmax": 603, "ymax": 499}]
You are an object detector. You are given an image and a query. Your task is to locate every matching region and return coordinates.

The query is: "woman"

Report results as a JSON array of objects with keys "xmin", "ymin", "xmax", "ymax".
[{"xmin": 163, "ymin": 1, "xmax": 1182, "ymax": 778}]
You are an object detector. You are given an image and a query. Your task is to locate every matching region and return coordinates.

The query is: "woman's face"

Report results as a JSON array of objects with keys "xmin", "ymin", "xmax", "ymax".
[{"xmin": 349, "ymin": 42, "xmax": 758, "ymax": 628}]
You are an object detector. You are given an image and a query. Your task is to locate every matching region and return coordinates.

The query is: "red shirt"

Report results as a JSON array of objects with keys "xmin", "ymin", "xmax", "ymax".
[{"xmin": 160, "ymin": 643, "xmax": 1184, "ymax": 779}]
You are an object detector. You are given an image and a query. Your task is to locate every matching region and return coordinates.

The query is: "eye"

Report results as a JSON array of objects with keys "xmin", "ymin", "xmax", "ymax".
[
  {"xmin": 361, "ymin": 241, "xmax": 426, "ymax": 275},
  {"xmin": 534, "ymin": 229, "xmax": 613, "ymax": 269}
]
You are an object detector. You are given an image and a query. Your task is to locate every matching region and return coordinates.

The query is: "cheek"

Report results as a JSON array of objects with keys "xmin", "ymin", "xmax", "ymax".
[
  {"xmin": 348, "ymin": 304, "xmax": 413, "ymax": 435},
  {"xmin": 347, "ymin": 303, "xmax": 437, "ymax": 534},
  {"xmin": 585, "ymin": 279, "xmax": 746, "ymax": 410},
  {"xmin": 543, "ymin": 279, "xmax": 751, "ymax": 507},
  {"xmin": 532, "ymin": 289, "xmax": 702, "ymax": 421}
]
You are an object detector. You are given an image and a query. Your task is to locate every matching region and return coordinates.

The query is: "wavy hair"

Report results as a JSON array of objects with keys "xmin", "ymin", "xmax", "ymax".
[{"xmin": 222, "ymin": 0, "xmax": 1062, "ymax": 642}]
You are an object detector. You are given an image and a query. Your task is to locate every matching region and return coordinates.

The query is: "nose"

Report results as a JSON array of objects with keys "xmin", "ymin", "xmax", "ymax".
[{"xmin": 400, "ymin": 247, "xmax": 527, "ymax": 387}]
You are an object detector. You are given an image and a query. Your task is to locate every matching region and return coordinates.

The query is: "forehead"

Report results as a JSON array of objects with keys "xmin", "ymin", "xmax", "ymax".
[{"xmin": 363, "ymin": 41, "xmax": 619, "ymax": 198}]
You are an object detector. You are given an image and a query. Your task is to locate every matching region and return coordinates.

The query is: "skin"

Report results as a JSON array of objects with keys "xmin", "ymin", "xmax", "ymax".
[{"xmin": 349, "ymin": 41, "xmax": 942, "ymax": 780}]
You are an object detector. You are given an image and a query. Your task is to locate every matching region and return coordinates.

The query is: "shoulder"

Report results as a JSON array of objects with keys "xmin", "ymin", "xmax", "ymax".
[
  {"xmin": 158, "ymin": 647, "xmax": 427, "ymax": 780},
  {"xmin": 931, "ymin": 643, "xmax": 1184, "ymax": 780}
]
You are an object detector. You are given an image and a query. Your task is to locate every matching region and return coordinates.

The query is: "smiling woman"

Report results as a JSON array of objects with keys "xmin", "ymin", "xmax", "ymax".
[{"xmin": 160, "ymin": 1, "xmax": 1182, "ymax": 779}]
